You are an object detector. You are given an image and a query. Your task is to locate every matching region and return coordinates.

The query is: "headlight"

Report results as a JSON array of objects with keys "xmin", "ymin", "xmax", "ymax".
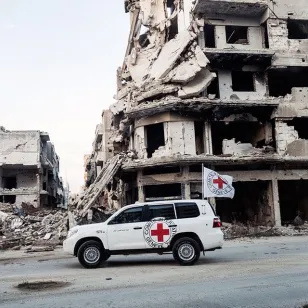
[{"xmin": 67, "ymin": 229, "xmax": 78, "ymax": 238}]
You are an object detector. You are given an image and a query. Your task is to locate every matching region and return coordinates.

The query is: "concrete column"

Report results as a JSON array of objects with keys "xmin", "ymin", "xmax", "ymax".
[
  {"xmin": 36, "ymin": 172, "xmax": 41, "ymax": 208},
  {"xmin": 137, "ymin": 171, "xmax": 145, "ymax": 202},
  {"xmin": 182, "ymin": 167, "xmax": 191, "ymax": 199},
  {"xmin": 198, "ymin": 27, "xmax": 205, "ymax": 49},
  {"xmin": 265, "ymin": 121, "xmax": 273, "ymax": 144},
  {"xmin": 204, "ymin": 121, "xmax": 213, "ymax": 155},
  {"xmin": 271, "ymin": 179, "xmax": 281, "ymax": 227}
]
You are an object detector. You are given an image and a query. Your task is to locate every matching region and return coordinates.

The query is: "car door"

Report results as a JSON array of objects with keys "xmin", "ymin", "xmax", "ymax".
[
  {"xmin": 143, "ymin": 203, "xmax": 178, "ymax": 249},
  {"xmin": 107, "ymin": 206, "xmax": 147, "ymax": 251}
]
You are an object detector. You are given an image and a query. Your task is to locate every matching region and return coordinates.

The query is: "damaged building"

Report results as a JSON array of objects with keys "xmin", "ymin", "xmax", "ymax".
[
  {"xmin": 82, "ymin": 0, "xmax": 308, "ymax": 227},
  {"xmin": 0, "ymin": 127, "xmax": 64, "ymax": 208}
]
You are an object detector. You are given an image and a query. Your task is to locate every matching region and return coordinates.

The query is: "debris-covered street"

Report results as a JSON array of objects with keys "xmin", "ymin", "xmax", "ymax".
[{"xmin": 1, "ymin": 236, "xmax": 308, "ymax": 308}]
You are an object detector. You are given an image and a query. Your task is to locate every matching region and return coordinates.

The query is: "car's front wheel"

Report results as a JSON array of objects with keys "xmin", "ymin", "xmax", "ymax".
[
  {"xmin": 172, "ymin": 237, "xmax": 200, "ymax": 266},
  {"xmin": 77, "ymin": 240, "xmax": 104, "ymax": 269}
]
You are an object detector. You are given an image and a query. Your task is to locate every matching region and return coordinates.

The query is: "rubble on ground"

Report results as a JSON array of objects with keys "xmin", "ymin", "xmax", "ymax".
[
  {"xmin": 222, "ymin": 222, "xmax": 308, "ymax": 240},
  {"xmin": 0, "ymin": 202, "xmax": 68, "ymax": 250}
]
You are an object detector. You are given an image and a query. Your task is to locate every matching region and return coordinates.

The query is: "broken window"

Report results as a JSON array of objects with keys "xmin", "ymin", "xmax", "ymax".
[
  {"xmin": 168, "ymin": 15, "xmax": 178, "ymax": 41},
  {"xmin": 231, "ymin": 71, "xmax": 255, "ymax": 92},
  {"xmin": 3, "ymin": 195, "xmax": 16, "ymax": 204},
  {"xmin": 226, "ymin": 26, "xmax": 248, "ymax": 44},
  {"xmin": 268, "ymin": 68, "xmax": 308, "ymax": 97},
  {"xmin": 211, "ymin": 121, "xmax": 267, "ymax": 155},
  {"xmin": 216, "ymin": 181, "xmax": 270, "ymax": 224},
  {"xmin": 2, "ymin": 176, "xmax": 17, "ymax": 189},
  {"xmin": 279, "ymin": 180, "xmax": 308, "ymax": 223},
  {"xmin": 145, "ymin": 123, "xmax": 165, "ymax": 158},
  {"xmin": 204, "ymin": 24, "xmax": 216, "ymax": 48},
  {"xmin": 287, "ymin": 20, "xmax": 308, "ymax": 39},
  {"xmin": 194, "ymin": 122, "xmax": 204, "ymax": 155},
  {"xmin": 288, "ymin": 119, "xmax": 308, "ymax": 139},
  {"xmin": 144, "ymin": 183, "xmax": 182, "ymax": 201}
]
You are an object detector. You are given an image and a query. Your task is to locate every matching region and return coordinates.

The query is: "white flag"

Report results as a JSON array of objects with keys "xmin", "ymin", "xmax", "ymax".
[{"xmin": 203, "ymin": 167, "xmax": 235, "ymax": 199}]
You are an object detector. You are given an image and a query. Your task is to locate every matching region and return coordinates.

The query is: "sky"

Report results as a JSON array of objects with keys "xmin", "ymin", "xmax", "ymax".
[{"xmin": 0, "ymin": 0, "xmax": 130, "ymax": 193}]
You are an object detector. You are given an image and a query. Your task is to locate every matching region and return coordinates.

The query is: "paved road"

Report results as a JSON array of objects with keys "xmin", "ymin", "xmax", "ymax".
[{"xmin": 1, "ymin": 236, "xmax": 308, "ymax": 308}]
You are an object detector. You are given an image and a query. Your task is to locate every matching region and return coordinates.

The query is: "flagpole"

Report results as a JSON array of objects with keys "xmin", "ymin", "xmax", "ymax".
[{"xmin": 202, "ymin": 163, "xmax": 204, "ymax": 200}]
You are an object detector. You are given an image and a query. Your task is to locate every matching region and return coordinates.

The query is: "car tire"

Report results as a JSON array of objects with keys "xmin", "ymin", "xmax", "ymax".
[
  {"xmin": 172, "ymin": 237, "xmax": 200, "ymax": 266},
  {"xmin": 77, "ymin": 240, "xmax": 104, "ymax": 269}
]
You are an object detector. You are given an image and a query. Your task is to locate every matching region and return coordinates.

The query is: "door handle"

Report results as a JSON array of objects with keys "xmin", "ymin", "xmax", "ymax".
[
  {"xmin": 133, "ymin": 227, "xmax": 142, "ymax": 230},
  {"xmin": 169, "ymin": 225, "xmax": 177, "ymax": 228}
]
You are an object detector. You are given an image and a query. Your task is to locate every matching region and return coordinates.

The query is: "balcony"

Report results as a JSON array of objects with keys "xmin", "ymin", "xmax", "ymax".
[
  {"xmin": 93, "ymin": 124, "xmax": 104, "ymax": 145},
  {"xmin": 194, "ymin": 0, "xmax": 268, "ymax": 17}
]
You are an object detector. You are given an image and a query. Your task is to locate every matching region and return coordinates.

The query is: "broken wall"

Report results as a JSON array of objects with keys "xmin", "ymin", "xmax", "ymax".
[
  {"xmin": 133, "ymin": 112, "xmax": 197, "ymax": 158},
  {"xmin": 270, "ymin": 0, "xmax": 308, "ymax": 19},
  {"xmin": 268, "ymin": 19, "xmax": 308, "ymax": 53},
  {"xmin": 273, "ymin": 88, "xmax": 308, "ymax": 118},
  {"xmin": 0, "ymin": 131, "xmax": 40, "ymax": 166},
  {"xmin": 218, "ymin": 70, "xmax": 267, "ymax": 100},
  {"xmin": 275, "ymin": 121, "xmax": 299, "ymax": 155}
]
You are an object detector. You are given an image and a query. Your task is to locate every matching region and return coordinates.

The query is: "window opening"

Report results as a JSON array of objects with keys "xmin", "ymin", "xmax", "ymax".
[
  {"xmin": 232, "ymin": 71, "xmax": 255, "ymax": 92},
  {"xmin": 226, "ymin": 26, "xmax": 248, "ymax": 44},
  {"xmin": 287, "ymin": 20, "xmax": 308, "ymax": 39},
  {"xmin": 146, "ymin": 123, "xmax": 165, "ymax": 158}
]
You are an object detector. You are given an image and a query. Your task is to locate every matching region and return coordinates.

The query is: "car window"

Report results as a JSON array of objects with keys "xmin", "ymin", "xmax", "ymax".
[
  {"xmin": 175, "ymin": 202, "xmax": 200, "ymax": 219},
  {"xmin": 148, "ymin": 204, "xmax": 176, "ymax": 220},
  {"xmin": 113, "ymin": 207, "xmax": 143, "ymax": 224}
]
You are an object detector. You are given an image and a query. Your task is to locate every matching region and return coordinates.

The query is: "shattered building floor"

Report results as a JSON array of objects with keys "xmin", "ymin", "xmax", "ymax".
[{"xmin": 80, "ymin": 0, "xmax": 308, "ymax": 228}]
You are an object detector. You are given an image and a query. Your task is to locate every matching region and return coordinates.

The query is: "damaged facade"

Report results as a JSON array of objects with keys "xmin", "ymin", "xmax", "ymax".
[
  {"xmin": 0, "ymin": 128, "xmax": 64, "ymax": 208},
  {"xmin": 82, "ymin": 0, "xmax": 308, "ymax": 227}
]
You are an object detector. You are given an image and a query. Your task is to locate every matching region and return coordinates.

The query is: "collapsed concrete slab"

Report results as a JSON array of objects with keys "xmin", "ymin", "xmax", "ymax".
[
  {"xmin": 150, "ymin": 30, "xmax": 196, "ymax": 80},
  {"xmin": 178, "ymin": 69, "xmax": 216, "ymax": 98},
  {"xmin": 75, "ymin": 154, "xmax": 124, "ymax": 218}
]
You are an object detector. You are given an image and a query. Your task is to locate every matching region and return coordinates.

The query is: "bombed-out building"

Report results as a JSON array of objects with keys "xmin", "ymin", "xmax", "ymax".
[
  {"xmin": 83, "ymin": 0, "xmax": 308, "ymax": 227},
  {"xmin": 0, "ymin": 128, "xmax": 64, "ymax": 208}
]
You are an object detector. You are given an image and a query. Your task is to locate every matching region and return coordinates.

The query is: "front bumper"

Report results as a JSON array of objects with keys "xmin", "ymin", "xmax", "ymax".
[{"xmin": 63, "ymin": 238, "xmax": 75, "ymax": 255}]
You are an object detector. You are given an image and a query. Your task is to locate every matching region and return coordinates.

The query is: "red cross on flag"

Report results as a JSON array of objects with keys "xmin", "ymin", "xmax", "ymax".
[{"xmin": 203, "ymin": 167, "xmax": 235, "ymax": 199}]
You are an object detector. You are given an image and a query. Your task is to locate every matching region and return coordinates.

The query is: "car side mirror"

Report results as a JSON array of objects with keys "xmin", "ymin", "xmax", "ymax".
[{"xmin": 151, "ymin": 217, "xmax": 166, "ymax": 221}]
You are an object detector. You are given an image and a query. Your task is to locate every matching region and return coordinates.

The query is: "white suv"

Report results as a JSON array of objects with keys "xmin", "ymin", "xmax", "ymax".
[{"xmin": 63, "ymin": 199, "xmax": 224, "ymax": 268}]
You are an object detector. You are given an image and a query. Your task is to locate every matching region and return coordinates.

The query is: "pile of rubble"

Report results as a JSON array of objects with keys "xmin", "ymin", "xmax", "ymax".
[
  {"xmin": 222, "ymin": 222, "xmax": 308, "ymax": 240},
  {"xmin": 0, "ymin": 202, "xmax": 68, "ymax": 250}
]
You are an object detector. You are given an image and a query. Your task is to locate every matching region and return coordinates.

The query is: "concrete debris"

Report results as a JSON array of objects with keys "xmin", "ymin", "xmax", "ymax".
[
  {"xmin": 150, "ymin": 30, "xmax": 196, "ymax": 80},
  {"xmin": 178, "ymin": 69, "xmax": 216, "ymax": 98},
  {"xmin": 73, "ymin": 154, "xmax": 125, "ymax": 219},
  {"xmin": 0, "ymin": 202, "xmax": 68, "ymax": 250},
  {"xmin": 222, "ymin": 222, "xmax": 308, "ymax": 240},
  {"xmin": 135, "ymin": 84, "xmax": 179, "ymax": 102},
  {"xmin": 222, "ymin": 139, "xmax": 274, "ymax": 156},
  {"xmin": 167, "ymin": 57, "xmax": 203, "ymax": 84}
]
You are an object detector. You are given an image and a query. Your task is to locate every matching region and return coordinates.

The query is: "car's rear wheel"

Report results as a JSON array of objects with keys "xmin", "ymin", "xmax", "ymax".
[
  {"xmin": 77, "ymin": 240, "xmax": 104, "ymax": 269},
  {"xmin": 172, "ymin": 237, "xmax": 200, "ymax": 266}
]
